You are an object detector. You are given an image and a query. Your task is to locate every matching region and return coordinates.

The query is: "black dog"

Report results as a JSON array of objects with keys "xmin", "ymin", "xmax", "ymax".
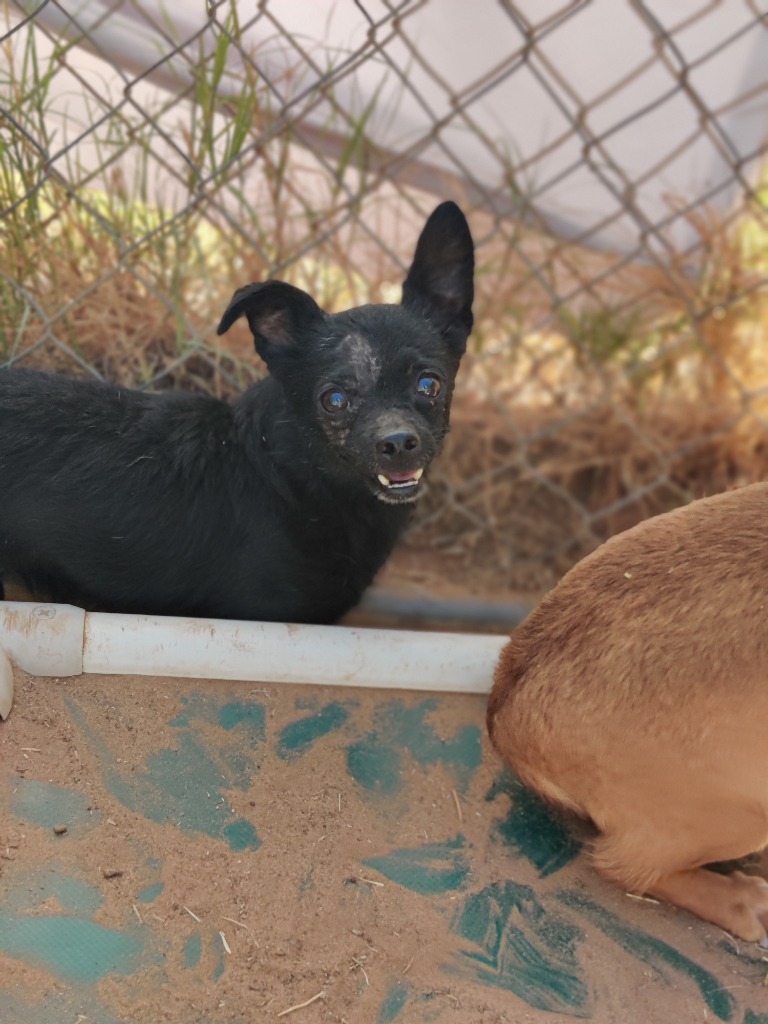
[{"xmin": 0, "ymin": 202, "xmax": 474, "ymax": 623}]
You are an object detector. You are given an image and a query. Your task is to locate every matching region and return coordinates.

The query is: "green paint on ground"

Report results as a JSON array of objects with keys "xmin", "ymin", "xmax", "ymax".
[
  {"xmin": 223, "ymin": 819, "xmax": 261, "ymax": 851},
  {"xmin": 137, "ymin": 883, "xmax": 164, "ymax": 904},
  {"xmin": 0, "ymin": 992, "xmax": 123, "ymax": 1024},
  {"xmin": 36, "ymin": 874, "xmax": 104, "ymax": 916},
  {"xmin": 218, "ymin": 700, "xmax": 266, "ymax": 736},
  {"xmin": 487, "ymin": 768, "xmax": 580, "ymax": 877},
  {"xmin": 557, "ymin": 889, "xmax": 735, "ymax": 1021},
  {"xmin": 127, "ymin": 735, "xmax": 261, "ymax": 847},
  {"xmin": 418, "ymin": 992, "xmax": 443, "ymax": 1023},
  {"xmin": 10, "ymin": 778, "xmax": 100, "ymax": 835},
  {"xmin": 347, "ymin": 735, "xmax": 402, "ymax": 794},
  {"xmin": 378, "ymin": 981, "xmax": 409, "ymax": 1023},
  {"xmin": 381, "ymin": 701, "xmax": 482, "ymax": 792},
  {"xmin": 299, "ymin": 867, "xmax": 315, "ymax": 897},
  {"xmin": 0, "ymin": 868, "xmax": 144, "ymax": 1011},
  {"xmin": 168, "ymin": 694, "xmax": 266, "ymax": 790},
  {"xmin": 1, "ymin": 866, "xmax": 103, "ymax": 918},
  {"xmin": 0, "ymin": 912, "xmax": 143, "ymax": 984},
  {"xmin": 212, "ymin": 931, "xmax": 226, "ymax": 980},
  {"xmin": 167, "ymin": 694, "xmax": 263, "ymax": 738},
  {"xmin": 277, "ymin": 702, "xmax": 349, "ymax": 761},
  {"xmin": 745, "ymin": 1013, "xmax": 768, "ymax": 1023},
  {"xmin": 183, "ymin": 932, "xmax": 202, "ymax": 969},
  {"xmin": 346, "ymin": 700, "xmax": 482, "ymax": 796},
  {"xmin": 167, "ymin": 693, "xmax": 265, "ymax": 734},
  {"xmin": 364, "ymin": 836, "xmax": 470, "ymax": 894},
  {"xmin": 450, "ymin": 880, "xmax": 590, "ymax": 1017},
  {"xmin": 66, "ymin": 696, "xmax": 262, "ymax": 852}
]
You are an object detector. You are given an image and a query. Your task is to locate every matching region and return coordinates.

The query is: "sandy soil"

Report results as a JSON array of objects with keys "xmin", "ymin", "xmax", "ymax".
[{"xmin": 1, "ymin": 666, "xmax": 767, "ymax": 1024}]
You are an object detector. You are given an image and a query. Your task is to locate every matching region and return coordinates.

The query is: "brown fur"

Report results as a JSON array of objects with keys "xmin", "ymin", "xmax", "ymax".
[{"xmin": 488, "ymin": 481, "xmax": 768, "ymax": 943}]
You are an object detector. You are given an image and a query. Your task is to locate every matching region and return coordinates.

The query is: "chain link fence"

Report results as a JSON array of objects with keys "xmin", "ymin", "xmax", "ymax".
[{"xmin": 2, "ymin": 0, "xmax": 767, "ymax": 600}]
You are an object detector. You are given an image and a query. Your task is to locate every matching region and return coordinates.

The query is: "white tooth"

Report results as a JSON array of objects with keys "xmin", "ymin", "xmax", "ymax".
[
  {"xmin": 414, "ymin": 468, "xmax": 424, "ymax": 480},
  {"xmin": 378, "ymin": 474, "xmax": 391, "ymax": 487}
]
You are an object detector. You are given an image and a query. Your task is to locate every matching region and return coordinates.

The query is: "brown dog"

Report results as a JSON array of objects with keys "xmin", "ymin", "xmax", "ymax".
[{"xmin": 487, "ymin": 482, "xmax": 768, "ymax": 944}]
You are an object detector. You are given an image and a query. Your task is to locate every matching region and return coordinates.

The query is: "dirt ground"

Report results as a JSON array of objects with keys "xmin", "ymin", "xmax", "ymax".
[{"xmin": 1, "ymin": 660, "xmax": 768, "ymax": 1024}]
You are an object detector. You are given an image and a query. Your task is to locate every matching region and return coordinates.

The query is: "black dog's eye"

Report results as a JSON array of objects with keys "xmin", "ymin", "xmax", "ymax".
[
  {"xmin": 320, "ymin": 387, "xmax": 349, "ymax": 414},
  {"xmin": 416, "ymin": 375, "xmax": 441, "ymax": 399}
]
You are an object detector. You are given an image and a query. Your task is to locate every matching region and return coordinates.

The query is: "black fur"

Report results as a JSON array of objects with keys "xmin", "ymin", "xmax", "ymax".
[{"xmin": 0, "ymin": 202, "xmax": 474, "ymax": 623}]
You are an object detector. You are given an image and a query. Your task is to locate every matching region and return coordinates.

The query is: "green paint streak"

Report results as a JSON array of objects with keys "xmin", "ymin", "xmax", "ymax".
[
  {"xmin": 166, "ymin": 696, "xmax": 210, "ymax": 729},
  {"xmin": 212, "ymin": 931, "xmax": 226, "ymax": 980},
  {"xmin": 223, "ymin": 819, "xmax": 261, "ymax": 851},
  {"xmin": 450, "ymin": 880, "xmax": 590, "ymax": 1017},
  {"xmin": 168, "ymin": 693, "xmax": 264, "ymax": 738},
  {"xmin": 167, "ymin": 694, "xmax": 203, "ymax": 728},
  {"xmin": 378, "ymin": 981, "xmax": 409, "ymax": 1023},
  {"xmin": 143, "ymin": 737, "xmax": 230, "ymax": 821},
  {"xmin": 65, "ymin": 697, "xmax": 261, "ymax": 852},
  {"xmin": 277, "ymin": 703, "xmax": 349, "ymax": 761},
  {"xmin": 183, "ymin": 932, "xmax": 202, "ymax": 969},
  {"xmin": 10, "ymin": 778, "xmax": 100, "ymax": 835},
  {"xmin": 418, "ymin": 992, "xmax": 443, "ymax": 1023},
  {"xmin": 1, "ymin": 866, "xmax": 103, "ymax": 917},
  {"xmin": 745, "ymin": 1013, "xmax": 768, "ymax": 1024},
  {"xmin": 0, "ymin": 912, "xmax": 143, "ymax": 984},
  {"xmin": 346, "ymin": 700, "xmax": 482, "ymax": 796},
  {"xmin": 169, "ymin": 695, "xmax": 266, "ymax": 790},
  {"xmin": 556, "ymin": 889, "xmax": 735, "ymax": 1021},
  {"xmin": 218, "ymin": 701, "xmax": 266, "ymax": 736},
  {"xmin": 37, "ymin": 874, "xmax": 104, "ymax": 916},
  {"xmin": 378, "ymin": 701, "xmax": 482, "ymax": 793},
  {"xmin": 364, "ymin": 837, "xmax": 470, "ymax": 894},
  {"xmin": 137, "ymin": 883, "xmax": 164, "ymax": 904},
  {"xmin": 299, "ymin": 870, "xmax": 314, "ymax": 897},
  {"xmin": 133, "ymin": 736, "xmax": 261, "ymax": 846},
  {"xmin": 0, "ymin": 992, "xmax": 123, "ymax": 1024},
  {"xmin": 487, "ymin": 768, "xmax": 580, "ymax": 877},
  {"xmin": 347, "ymin": 734, "xmax": 401, "ymax": 794}
]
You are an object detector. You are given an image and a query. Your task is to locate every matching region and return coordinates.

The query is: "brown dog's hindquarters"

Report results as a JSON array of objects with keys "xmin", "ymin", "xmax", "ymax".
[{"xmin": 488, "ymin": 482, "xmax": 768, "ymax": 943}]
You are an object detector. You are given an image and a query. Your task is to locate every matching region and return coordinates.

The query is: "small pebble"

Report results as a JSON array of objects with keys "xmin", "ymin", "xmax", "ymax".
[
  {"xmin": 53, "ymin": 824, "xmax": 67, "ymax": 835},
  {"xmin": 102, "ymin": 868, "xmax": 124, "ymax": 879}
]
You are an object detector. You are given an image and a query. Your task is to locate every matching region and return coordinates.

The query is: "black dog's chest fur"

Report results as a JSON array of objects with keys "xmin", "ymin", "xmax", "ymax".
[
  {"xmin": 0, "ymin": 372, "xmax": 407, "ymax": 622},
  {"xmin": 0, "ymin": 202, "xmax": 473, "ymax": 623}
]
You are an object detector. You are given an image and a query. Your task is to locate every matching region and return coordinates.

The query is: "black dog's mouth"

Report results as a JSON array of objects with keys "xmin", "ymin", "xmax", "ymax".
[{"xmin": 373, "ymin": 467, "xmax": 424, "ymax": 504}]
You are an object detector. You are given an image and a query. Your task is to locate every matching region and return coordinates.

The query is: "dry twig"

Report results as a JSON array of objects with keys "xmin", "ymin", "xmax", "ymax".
[
  {"xmin": 276, "ymin": 990, "xmax": 325, "ymax": 1017},
  {"xmin": 451, "ymin": 788, "xmax": 463, "ymax": 824}
]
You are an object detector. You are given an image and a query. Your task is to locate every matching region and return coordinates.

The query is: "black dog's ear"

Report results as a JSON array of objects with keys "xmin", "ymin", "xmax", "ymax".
[
  {"xmin": 401, "ymin": 201, "xmax": 474, "ymax": 358},
  {"xmin": 217, "ymin": 281, "xmax": 325, "ymax": 366}
]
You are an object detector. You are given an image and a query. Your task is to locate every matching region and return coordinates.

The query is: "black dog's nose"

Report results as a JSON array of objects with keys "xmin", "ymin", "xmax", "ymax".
[{"xmin": 376, "ymin": 431, "xmax": 420, "ymax": 458}]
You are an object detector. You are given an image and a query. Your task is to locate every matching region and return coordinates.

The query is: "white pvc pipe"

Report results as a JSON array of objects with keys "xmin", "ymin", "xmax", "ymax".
[
  {"xmin": 0, "ymin": 603, "xmax": 505, "ymax": 712},
  {"xmin": 1, "ymin": 601, "xmax": 89, "ymax": 719},
  {"xmin": 0, "ymin": 649, "xmax": 13, "ymax": 720}
]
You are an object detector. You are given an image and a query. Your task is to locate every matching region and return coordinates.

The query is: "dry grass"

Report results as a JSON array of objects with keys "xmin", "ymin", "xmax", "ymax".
[
  {"xmin": 407, "ymin": 384, "xmax": 768, "ymax": 598},
  {"xmin": 2, "ymin": 176, "xmax": 768, "ymax": 603}
]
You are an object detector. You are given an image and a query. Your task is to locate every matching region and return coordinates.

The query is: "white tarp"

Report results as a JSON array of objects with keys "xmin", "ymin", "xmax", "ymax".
[{"xmin": 9, "ymin": 0, "xmax": 768, "ymax": 256}]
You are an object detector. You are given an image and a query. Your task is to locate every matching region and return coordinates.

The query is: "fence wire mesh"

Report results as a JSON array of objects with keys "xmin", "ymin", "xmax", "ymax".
[{"xmin": 1, "ymin": 0, "xmax": 767, "ymax": 599}]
